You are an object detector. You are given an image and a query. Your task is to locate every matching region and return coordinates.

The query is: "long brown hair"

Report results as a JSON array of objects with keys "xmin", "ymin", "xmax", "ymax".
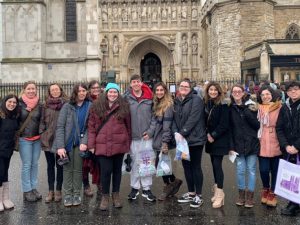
[
  {"xmin": 204, "ymin": 81, "xmax": 224, "ymax": 105},
  {"xmin": 91, "ymin": 91, "xmax": 129, "ymax": 120},
  {"xmin": 230, "ymin": 84, "xmax": 247, "ymax": 103},
  {"xmin": 45, "ymin": 83, "xmax": 68, "ymax": 102},
  {"xmin": 153, "ymin": 82, "xmax": 173, "ymax": 117},
  {"xmin": 19, "ymin": 80, "xmax": 37, "ymax": 97},
  {"xmin": 69, "ymin": 83, "xmax": 89, "ymax": 105}
]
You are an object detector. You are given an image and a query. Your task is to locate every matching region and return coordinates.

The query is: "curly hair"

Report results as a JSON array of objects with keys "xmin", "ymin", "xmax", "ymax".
[
  {"xmin": 91, "ymin": 92, "xmax": 129, "ymax": 120},
  {"xmin": 45, "ymin": 83, "xmax": 69, "ymax": 102},
  {"xmin": 204, "ymin": 81, "xmax": 224, "ymax": 105},
  {"xmin": 257, "ymin": 85, "xmax": 280, "ymax": 104},
  {"xmin": 153, "ymin": 82, "xmax": 173, "ymax": 117},
  {"xmin": 69, "ymin": 83, "xmax": 89, "ymax": 105}
]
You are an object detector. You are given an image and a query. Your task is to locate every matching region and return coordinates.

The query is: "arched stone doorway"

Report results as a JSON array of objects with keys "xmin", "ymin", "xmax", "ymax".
[
  {"xmin": 125, "ymin": 37, "xmax": 172, "ymax": 81},
  {"xmin": 140, "ymin": 53, "xmax": 162, "ymax": 82}
]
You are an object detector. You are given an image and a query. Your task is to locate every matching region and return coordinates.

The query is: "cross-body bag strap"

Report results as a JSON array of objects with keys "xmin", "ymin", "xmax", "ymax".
[
  {"xmin": 96, "ymin": 110, "xmax": 117, "ymax": 136},
  {"xmin": 17, "ymin": 107, "xmax": 38, "ymax": 136}
]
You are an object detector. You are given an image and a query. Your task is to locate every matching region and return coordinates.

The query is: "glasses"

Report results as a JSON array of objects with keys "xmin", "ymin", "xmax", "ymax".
[
  {"xmin": 232, "ymin": 91, "xmax": 243, "ymax": 95},
  {"xmin": 179, "ymin": 85, "xmax": 190, "ymax": 89},
  {"xmin": 287, "ymin": 87, "xmax": 300, "ymax": 92}
]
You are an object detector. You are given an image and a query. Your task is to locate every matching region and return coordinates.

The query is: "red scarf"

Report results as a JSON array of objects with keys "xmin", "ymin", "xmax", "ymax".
[{"xmin": 22, "ymin": 94, "xmax": 39, "ymax": 111}]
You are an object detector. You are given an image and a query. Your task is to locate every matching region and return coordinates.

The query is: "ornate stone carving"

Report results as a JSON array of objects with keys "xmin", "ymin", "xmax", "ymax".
[
  {"xmin": 192, "ymin": 34, "xmax": 198, "ymax": 54},
  {"xmin": 112, "ymin": 36, "xmax": 119, "ymax": 55}
]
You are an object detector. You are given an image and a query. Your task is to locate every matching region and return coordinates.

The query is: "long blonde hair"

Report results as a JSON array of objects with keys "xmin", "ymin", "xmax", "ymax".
[{"xmin": 153, "ymin": 82, "xmax": 173, "ymax": 117}]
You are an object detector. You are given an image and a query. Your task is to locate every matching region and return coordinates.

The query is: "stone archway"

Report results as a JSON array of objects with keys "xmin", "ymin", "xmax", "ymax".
[
  {"xmin": 126, "ymin": 38, "xmax": 171, "ymax": 81},
  {"xmin": 140, "ymin": 52, "xmax": 162, "ymax": 82}
]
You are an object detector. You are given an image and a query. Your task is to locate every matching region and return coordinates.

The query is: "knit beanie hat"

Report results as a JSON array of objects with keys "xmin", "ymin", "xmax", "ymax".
[{"xmin": 105, "ymin": 83, "xmax": 120, "ymax": 92}]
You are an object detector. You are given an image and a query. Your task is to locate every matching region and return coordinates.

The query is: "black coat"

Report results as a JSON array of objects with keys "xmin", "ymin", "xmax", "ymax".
[
  {"xmin": 205, "ymin": 101, "xmax": 230, "ymax": 155},
  {"xmin": 19, "ymin": 99, "xmax": 42, "ymax": 138},
  {"xmin": 229, "ymin": 103, "xmax": 260, "ymax": 156},
  {"xmin": 172, "ymin": 91, "xmax": 206, "ymax": 147},
  {"xmin": 276, "ymin": 98, "xmax": 300, "ymax": 163},
  {"xmin": 0, "ymin": 113, "xmax": 19, "ymax": 158}
]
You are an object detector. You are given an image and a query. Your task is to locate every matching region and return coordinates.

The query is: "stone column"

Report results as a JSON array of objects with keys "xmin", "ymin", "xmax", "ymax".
[
  {"xmin": 86, "ymin": 0, "xmax": 100, "ymax": 81},
  {"xmin": 0, "ymin": 2, "xmax": 3, "ymax": 82},
  {"xmin": 259, "ymin": 43, "xmax": 270, "ymax": 81}
]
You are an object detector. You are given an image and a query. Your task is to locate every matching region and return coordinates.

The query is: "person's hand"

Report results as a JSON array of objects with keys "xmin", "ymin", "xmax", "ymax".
[
  {"xmin": 79, "ymin": 144, "xmax": 87, "ymax": 151},
  {"xmin": 286, "ymin": 145, "xmax": 295, "ymax": 154},
  {"xmin": 161, "ymin": 143, "xmax": 168, "ymax": 154},
  {"xmin": 57, "ymin": 148, "xmax": 66, "ymax": 158},
  {"xmin": 229, "ymin": 150, "xmax": 235, "ymax": 155},
  {"xmin": 290, "ymin": 146, "xmax": 299, "ymax": 155},
  {"xmin": 142, "ymin": 132, "xmax": 150, "ymax": 140},
  {"xmin": 207, "ymin": 133, "xmax": 214, "ymax": 143},
  {"xmin": 89, "ymin": 148, "xmax": 95, "ymax": 154}
]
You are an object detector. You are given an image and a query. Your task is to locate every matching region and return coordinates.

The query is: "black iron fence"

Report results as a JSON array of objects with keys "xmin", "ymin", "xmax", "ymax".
[{"xmin": 0, "ymin": 78, "xmax": 242, "ymax": 101}]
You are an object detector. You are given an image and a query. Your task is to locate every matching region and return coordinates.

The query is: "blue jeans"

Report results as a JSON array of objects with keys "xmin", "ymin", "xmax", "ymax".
[
  {"xmin": 19, "ymin": 138, "xmax": 41, "ymax": 192},
  {"xmin": 258, "ymin": 156, "xmax": 280, "ymax": 192},
  {"xmin": 236, "ymin": 154, "xmax": 257, "ymax": 192}
]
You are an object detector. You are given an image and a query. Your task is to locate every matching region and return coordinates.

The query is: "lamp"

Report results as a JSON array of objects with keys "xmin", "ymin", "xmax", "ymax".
[
  {"xmin": 168, "ymin": 35, "xmax": 176, "ymax": 82},
  {"xmin": 100, "ymin": 38, "xmax": 108, "ymax": 81}
]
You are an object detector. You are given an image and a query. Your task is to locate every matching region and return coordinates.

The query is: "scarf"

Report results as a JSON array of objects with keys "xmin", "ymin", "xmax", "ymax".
[
  {"xmin": 22, "ymin": 94, "xmax": 39, "ymax": 111},
  {"xmin": 46, "ymin": 97, "xmax": 65, "ymax": 110}
]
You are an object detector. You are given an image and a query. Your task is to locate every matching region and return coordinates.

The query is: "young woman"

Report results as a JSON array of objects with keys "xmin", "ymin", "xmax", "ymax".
[
  {"xmin": 19, "ymin": 81, "xmax": 43, "ymax": 202},
  {"xmin": 88, "ymin": 83, "xmax": 131, "ymax": 211},
  {"xmin": 39, "ymin": 83, "xmax": 68, "ymax": 203},
  {"xmin": 229, "ymin": 84, "xmax": 260, "ymax": 208},
  {"xmin": 257, "ymin": 85, "xmax": 282, "ymax": 207},
  {"xmin": 82, "ymin": 80, "xmax": 101, "ymax": 197},
  {"xmin": 204, "ymin": 81, "xmax": 230, "ymax": 209},
  {"xmin": 172, "ymin": 78, "xmax": 206, "ymax": 208},
  {"xmin": 0, "ymin": 94, "xmax": 19, "ymax": 211},
  {"xmin": 152, "ymin": 82, "xmax": 182, "ymax": 201},
  {"xmin": 55, "ymin": 83, "xmax": 92, "ymax": 207}
]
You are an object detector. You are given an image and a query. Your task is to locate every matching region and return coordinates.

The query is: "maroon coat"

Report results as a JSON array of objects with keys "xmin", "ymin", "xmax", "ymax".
[{"xmin": 88, "ymin": 104, "xmax": 131, "ymax": 156}]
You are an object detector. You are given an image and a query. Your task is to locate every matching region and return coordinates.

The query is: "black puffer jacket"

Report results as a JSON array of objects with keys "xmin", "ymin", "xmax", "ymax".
[
  {"xmin": 276, "ymin": 98, "xmax": 300, "ymax": 163},
  {"xmin": 0, "ymin": 111, "xmax": 19, "ymax": 158},
  {"xmin": 205, "ymin": 100, "xmax": 230, "ymax": 155},
  {"xmin": 172, "ymin": 91, "xmax": 206, "ymax": 147},
  {"xmin": 19, "ymin": 99, "xmax": 42, "ymax": 138},
  {"xmin": 229, "ymin": 100, "xmax": 260, "ymax": 156}
]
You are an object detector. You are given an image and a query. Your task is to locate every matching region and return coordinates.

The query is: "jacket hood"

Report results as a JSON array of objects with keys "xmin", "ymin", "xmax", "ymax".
[{"xmin": 131, "ymin": 83, "xmax": 153, "ymax": 100}]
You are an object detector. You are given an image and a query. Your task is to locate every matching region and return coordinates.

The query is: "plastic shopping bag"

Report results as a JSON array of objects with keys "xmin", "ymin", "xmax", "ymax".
[
  {"xmin": 274, "ymin": 156, "xmax": 300, "ymax": 204},
  {"xmin": 156, "ymin": 152, "xmax": 172, "ymax": 177},
  {"xmin": 137, "ymin": 139, "xmax": 156, "ymax": 177},
  {"xmin": 174, "ymin": 137, "xmax": 190, "ymax": 161}
]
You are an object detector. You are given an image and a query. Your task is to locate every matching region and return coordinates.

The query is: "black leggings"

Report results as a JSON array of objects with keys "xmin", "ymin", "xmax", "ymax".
[
  {"xmin": 182, "ymin": 146, "xmax": 203, "ymax": 195},
  {"xmin": 155, "ymin": 151, "xmax": 176, "ymax": 185},
  {"xmin": 45, "ymin": 151, "xmax": 63, "ymax": 191},
  {"xmin": 0, "ymin": 156, "xmax": 11, "ymax": 187},
  {"xmin": 96, "ymin": 154, "xmax": 124, "ymax": 194},
  {"xmin": 210, "ymin": 155, "xmax": 224, "ymax": 189}
]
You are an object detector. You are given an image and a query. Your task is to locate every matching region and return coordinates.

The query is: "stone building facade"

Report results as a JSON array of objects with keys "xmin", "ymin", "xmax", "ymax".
[{"xmin": 0, "ymin": 0, "xmax": 299, "ymax": 83}]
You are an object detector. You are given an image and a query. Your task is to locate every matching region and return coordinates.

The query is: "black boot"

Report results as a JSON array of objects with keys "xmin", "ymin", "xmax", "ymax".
[{"xmin": 281, "ymin": 201, "xmax": 300, "ymax": 216}]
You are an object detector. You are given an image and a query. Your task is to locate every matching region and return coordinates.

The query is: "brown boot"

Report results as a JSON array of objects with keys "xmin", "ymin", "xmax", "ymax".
[
  {"xmin": 211, "ymin": 184, "xmax": 217, "ymax": 203},
  {"xmin": 244, "ymin": 190, "xmax": 254, "ymax": 208},
  {"xmin": 112, "ymin": 192, "xmax": 122, "ymax": 208},
  {"xmin": 261, "ymin": 188, "xmax": 269, "ymax": 204},
  {"xmin": 45, "ymin": 191, "xmax": 54, "ymax": 203},
  {"xmin": 235, "ymin": 189, "xmax": 245, "ymax": 206},
  {"xmin": 84, "ymin": 186, "xmax": 93, "ymax": 197},
  {"xmin": 212, "ymin": 188, "xmax": 225, "ymax": 208},
  {"xmin": 54, "ymin": 191, "xmax": 62, "ymax": 202},
  {"xmin": 100, "ymin": 194, "xmax": 109, "ymax": 211},
  {"xmin": 158, "ymin": 184, "xmax": 173, "ymax": 201},
  {"xmin": 2, "ymin": 182, "xmax": 14, "ymax": 209},
  {"xmin": 266, "ymin": 191, "xmax": 277, "ymax": 207},
  {"xmin": 169, "ymin": 179, "xmax": 183, "ymax": 196}
]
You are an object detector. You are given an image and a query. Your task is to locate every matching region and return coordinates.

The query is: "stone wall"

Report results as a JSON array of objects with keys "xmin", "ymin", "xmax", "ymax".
[{"xmin": 274, "ymin": 7, "xmax": 300, "ymax": 39}]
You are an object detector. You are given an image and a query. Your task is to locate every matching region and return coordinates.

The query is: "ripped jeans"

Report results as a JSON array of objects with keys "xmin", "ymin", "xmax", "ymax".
[{"xmin": 235, "ymin": 154, "xmax": 257, "ymax": 192}]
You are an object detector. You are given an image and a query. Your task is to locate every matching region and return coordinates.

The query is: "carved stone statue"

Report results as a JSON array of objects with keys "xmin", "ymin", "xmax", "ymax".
[
  {"xmin": 132, "ymin": 5, "xmax": 138, "ymax": 21},
  {"xmin": 181, "ymin": 6, "xmax": 187, "ymax": 20},
  {"xmin": 171, "ymin": 6, "xmax": 177, "ymax": 20},
  {"xmin": 182, "ymin": 34, "xmax": 188, "ymax": 54},
  {"xmin": 112, "ymin": 7, "xmax": 118, "ymax": 21},
  {"xmin": 141, "ymin": 4, "xmax": 147, "ymax": 20},
  {"xmin": 152, "ymin": 8, "xmax": 158, "ymax": 21},
  {"xmin": 102, "ymin": 6, "xmax": 108, "ymax": 22},
  {"xmin": 113, "ymin": 36, "xmax": 119, "ymax": 55},
  {"xmin": 192, "ymin": 35, "xmax": 198, "ymax": 54},
  {"xmin": 192, "ymin": 7, "xmax": 197, "ymax": 20},
  {"xmin": 122, "ymin": 8, "xmax": 128, "ymax": 21},
  {"xmin": 161, "ymin": 7, "xmax": 167, "ymax": 20}
]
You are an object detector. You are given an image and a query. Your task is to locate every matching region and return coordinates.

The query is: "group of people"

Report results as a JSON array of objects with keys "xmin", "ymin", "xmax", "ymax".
[{"xmin": 0, "ymin": 75, "xmax": 299, "ymax": 217}]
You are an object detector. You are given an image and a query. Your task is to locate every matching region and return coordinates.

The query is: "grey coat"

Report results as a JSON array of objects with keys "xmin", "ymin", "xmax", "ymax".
[
  {"xmin": 124, "ymin": 93, "xmax": 156, "ymax": 140},
  {"xmin": 172, "ymin": 91, "xmax": 207, "ymax": 147},
  {"xmin": 152, "ymin": 106, "xmax": 174, "ymax": 151},
  {"xmin": 51, "ymin": 101, "xmax": 92, "ymax": 153}
]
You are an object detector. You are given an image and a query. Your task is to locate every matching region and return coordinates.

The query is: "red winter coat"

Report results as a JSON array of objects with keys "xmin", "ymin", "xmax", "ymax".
[{"xmin": 88, "ymin": 104, "xmax": 131, "ymax": 156}]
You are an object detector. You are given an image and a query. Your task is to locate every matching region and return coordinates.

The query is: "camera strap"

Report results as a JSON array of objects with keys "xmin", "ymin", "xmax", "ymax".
[{"xmin": 96, "ymin": 110, "xmax": 117, "ymax": 136}]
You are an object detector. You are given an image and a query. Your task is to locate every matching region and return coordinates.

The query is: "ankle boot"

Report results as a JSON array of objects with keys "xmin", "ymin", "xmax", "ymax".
[
  {"xmin": 23, "ymin": 191, "xmax": 37, "ymax": 202},
  {"xmin": 2, "ymin": 182, "xmax": 14, "ymax": 209},
  {"xmin": 100, "ymin": 194, "xmax": 109, "ymax": 211},
  {"xmin": 211, "ymin": 184, "xmax": 217, "ymax": 203},
  {"xmin": 266, "ymin": 191, "xmax": 277, "ymax": 207},
  {"xmin": 112, "ymin": 192, "xmax": 122, "ymax": 208},
  {"xmin": 45, "ymin": 191, "xmax": 54, "ymax": 203},
  {"xmin": 244, "ymin": 190, "xmax": 254, "ymax": 208},
  {"xmin": 235, "ymin": 189, "xmax": 245, "ymax": 206},
  {"xmin": 212, "ymin": 188, "xmax": 225, "ymax": 208},
  {"xmin": 261, "ymin": 188, "xmax": 269, "ymax": 204},
  {"xmin": 0, "ymin": 187, "xmax": 4, "ymax": 212},
  {"xmin": 54, "ymin": 191, "xmax": 62, "ymax": 202}
]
